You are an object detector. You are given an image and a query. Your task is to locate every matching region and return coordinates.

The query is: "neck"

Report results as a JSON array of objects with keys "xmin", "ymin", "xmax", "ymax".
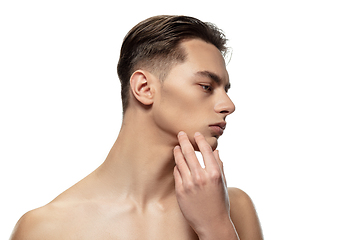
[{"xmin": 95, "ymin": 109, "xmax": 178, "ymax": 206}]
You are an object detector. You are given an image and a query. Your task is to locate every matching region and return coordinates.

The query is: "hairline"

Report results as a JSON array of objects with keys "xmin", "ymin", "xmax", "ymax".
[{"xmin": 139, "ymin": 38, "xmax": 227, "ymax": 83}]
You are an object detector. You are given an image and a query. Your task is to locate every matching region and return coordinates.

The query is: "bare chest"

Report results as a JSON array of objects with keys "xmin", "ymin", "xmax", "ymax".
[{"xmin": 53, "ymin": 204, "xmax": 199, "ymax": 240}]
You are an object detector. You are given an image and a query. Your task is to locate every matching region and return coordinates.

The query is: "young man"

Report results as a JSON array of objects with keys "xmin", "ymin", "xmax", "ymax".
[{"xmin": 11, "ymin": 15, "xmax": 263, "ymax": 240}]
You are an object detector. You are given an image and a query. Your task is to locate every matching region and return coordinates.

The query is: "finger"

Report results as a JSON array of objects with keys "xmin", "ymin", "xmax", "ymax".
[
  {"xmin": 173, "ymin": 145, "xmax": 191, "ymax": 178},
  {"xmin": 213, "ymin": 150, "xmax": 224, "ymax": 173},
  {"xmin": 177, "ymin": 131, "xmax": 203, "ymax": 173},
  {"xmin": 214, "ymin": 149, "xmax": 227, "ymax": 186},
  {"xmin": 194, "ymin": 132, "xmax": 218, "ymax": 170},
  {"xmin": 173, "ymin": 165, "xmax": 183, "ymax": 190}
]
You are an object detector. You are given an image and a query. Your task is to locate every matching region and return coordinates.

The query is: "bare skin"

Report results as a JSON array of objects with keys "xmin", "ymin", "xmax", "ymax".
[{"xmin": 10, "ymin": 39, "xmax": 263, "ymax": 240}]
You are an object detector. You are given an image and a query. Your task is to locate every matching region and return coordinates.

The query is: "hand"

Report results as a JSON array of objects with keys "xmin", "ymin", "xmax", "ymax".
[{"xmin": 173, "ymin": 131, "xmax": 236, "ymax": 239}]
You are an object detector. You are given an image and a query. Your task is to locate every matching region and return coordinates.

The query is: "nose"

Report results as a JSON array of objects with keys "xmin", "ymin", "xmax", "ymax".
[{"xmin": 214, "ymin": 92, "xmax": 236, "ymax": 117}]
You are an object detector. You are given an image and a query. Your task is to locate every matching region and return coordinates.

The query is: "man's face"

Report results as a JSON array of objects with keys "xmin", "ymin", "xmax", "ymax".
[{"xmin": 152, "ymin": 39, "xmax": 235, "ymax": 150}]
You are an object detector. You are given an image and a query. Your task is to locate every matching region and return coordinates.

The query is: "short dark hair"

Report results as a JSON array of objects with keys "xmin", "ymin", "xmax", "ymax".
[{"xmin": 117, "ymin": 15, "xmax": 228, "ymax": 112}]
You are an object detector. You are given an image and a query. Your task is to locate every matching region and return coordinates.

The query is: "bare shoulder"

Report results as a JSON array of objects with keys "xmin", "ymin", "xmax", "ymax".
[
  {"xmin": 10, "ymin": 203, "xmax": 64, "ymax": 240},
  {"xmin": 10, "ymin": 182, "xmax": 85, "ymax": 240},
  {"xmin": 10, "ymin": 173, "xmax": 105, "ymax": 240},
  {"xmin": 228, "ymin": 187, "xmax": 257, "ymax": 212},
  {"xmin": 228, "ymin": 187, "xmax": 264, "ymax": 240}
]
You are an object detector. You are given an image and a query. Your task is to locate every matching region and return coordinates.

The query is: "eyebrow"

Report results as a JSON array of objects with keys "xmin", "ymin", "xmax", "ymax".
[{"xmin": 195, "ymin": 70, "xmax": 231, "ymax": 91}]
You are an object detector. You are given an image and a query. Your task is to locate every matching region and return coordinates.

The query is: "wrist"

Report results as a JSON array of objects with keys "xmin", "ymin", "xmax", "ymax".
[{"xmin": 197, "ymin": 217, "xmax": 239, "ymax": 240}]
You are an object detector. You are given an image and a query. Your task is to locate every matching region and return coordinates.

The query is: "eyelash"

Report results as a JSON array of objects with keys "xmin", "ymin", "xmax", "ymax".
[{"xmin": 200, "ymin": 84, "xmax": 213, "ymax": 93}]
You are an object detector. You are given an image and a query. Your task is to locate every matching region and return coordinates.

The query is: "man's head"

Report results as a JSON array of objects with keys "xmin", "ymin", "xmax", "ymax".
[
  {"xmin": 117, "ymin": 15, "xmax": 235, "ymax": 150},
  {"xmin": 117, "ymin": 15, "xmax": 228, "ymax": 113}
]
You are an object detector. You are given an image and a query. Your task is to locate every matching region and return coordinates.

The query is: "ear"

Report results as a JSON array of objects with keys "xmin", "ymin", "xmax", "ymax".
[{"xmin": 129, "ymin": 70, "xmax": 155, "ymax": 106}]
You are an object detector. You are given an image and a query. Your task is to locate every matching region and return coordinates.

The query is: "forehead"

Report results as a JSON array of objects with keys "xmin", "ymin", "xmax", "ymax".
[{"xmin": 179, "ymin": 39, "xmax": 230, "ymax": 84}]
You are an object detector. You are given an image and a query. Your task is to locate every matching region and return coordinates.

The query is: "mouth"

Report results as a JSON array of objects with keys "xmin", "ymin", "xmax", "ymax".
[{"xmin": 209, "ymin": 122, "xmax": 226, "ymax": 137}]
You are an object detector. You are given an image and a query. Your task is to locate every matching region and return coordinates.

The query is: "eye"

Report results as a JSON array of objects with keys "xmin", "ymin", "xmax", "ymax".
[{"xmin": 200, "ymin": 84, "xmax": 213, "ymax": 93}]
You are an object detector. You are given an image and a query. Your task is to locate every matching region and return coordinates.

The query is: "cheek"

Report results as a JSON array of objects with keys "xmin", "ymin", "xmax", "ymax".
[
  {"xmin": 153, "ymin": 88, "xmax": 203, "ymax": 136},
  {"xmin": 153, "ymin": 90, "xmax": 218, "ymax": 150}
]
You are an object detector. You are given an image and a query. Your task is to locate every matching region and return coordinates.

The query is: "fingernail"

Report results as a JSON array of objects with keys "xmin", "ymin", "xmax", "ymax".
[
  {"xmin": 178, "ymin": 131, "xmax": 185, "ymax": 136},
  {"xmin": 194, "ymin": 132, "xmax": 201, "ymax": 137}
]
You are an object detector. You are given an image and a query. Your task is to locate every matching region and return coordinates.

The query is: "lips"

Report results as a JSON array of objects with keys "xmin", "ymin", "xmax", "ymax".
[{"xmin": 209, "ymin": 122, "xmax": 226, "ymax": 136}]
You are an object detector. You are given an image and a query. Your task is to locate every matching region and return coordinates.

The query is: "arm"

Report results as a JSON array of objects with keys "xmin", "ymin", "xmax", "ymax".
[
  {"xmin": 228, "ymin": 187, "xmax": 264, "ymax": 240},
  {"xmin": 173, "ymin": 131, "xmax": 239, "ymax": 240}
]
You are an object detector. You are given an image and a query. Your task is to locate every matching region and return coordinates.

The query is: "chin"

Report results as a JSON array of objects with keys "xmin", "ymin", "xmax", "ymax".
[
  {"xmin": 185, "ymin": 131, "xmax": 218, "ymax": 152},
  {"xmin": 201, "ymin": 136, "xmax": 218, "ymax": 151},
  {"xmin": 208, "ymin": 137, "xmax": 218, "ymax": 151}
]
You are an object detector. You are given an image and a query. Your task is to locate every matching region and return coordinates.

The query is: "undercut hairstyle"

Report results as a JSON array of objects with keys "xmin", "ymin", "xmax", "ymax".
[{"xmin": 117, "ymin": 15, "xmax": 228, "ymax": 113}]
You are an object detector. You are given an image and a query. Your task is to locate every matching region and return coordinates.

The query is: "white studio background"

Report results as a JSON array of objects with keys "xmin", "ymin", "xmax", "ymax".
[{"xmin": 1, "ymin": 0, "xmax": 359, "ymax": 239}]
